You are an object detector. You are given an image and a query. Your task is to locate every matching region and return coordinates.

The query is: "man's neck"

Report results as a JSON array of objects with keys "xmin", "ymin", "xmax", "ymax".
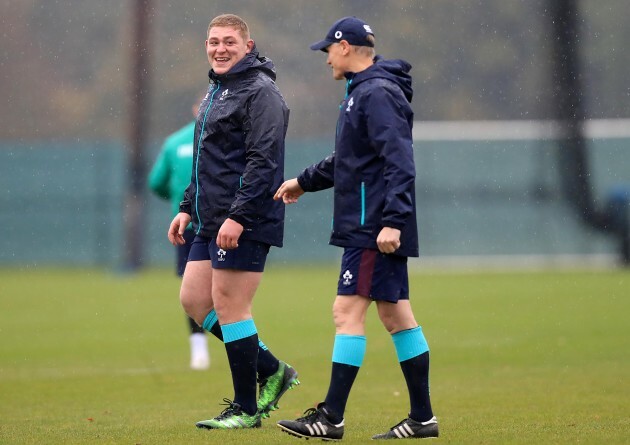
[{"xmin": 346, "ymin": 57, "xmax": 374, "ymax": 75}]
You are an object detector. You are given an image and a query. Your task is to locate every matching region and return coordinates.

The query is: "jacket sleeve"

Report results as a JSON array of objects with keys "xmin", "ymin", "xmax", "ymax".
[
  {"xmin": 179, "ymin": 183, "xmax": 193, "ymax": 215},
  {"xmin": 297, "ymin": 154, "xmax": 335, "ymax": 192},
  {"xmin": 365, "ymin": 85, "xmax": 415, "ymax": 230},
  {"xmin": 148, "ymin": 144, "xmax": 171, "ymax": 200},
  {"xmin": 228, "ymin": 84, "xmax": 287, "ymax": 226}
]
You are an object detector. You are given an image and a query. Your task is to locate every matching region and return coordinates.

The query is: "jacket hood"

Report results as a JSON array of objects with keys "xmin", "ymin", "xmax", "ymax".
[
  {"xmin": 209, "ymin": 44, "xmax": 277, "ymax": 82},
  {"xmin": 346, "ymin": 56, "xmax": 413, "ymax": 102}
]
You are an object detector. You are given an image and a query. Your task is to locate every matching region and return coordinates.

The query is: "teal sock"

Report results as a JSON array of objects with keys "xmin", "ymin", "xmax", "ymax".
[
  {"xmin": 324, "ymin": 334, "xmax": 366, "ymax": 422},
  {"xmin": 221, "ymin": 319, "xmax": 258, "ymax": 415},
  {"xmin": 203, "ymin": 310, "xmax": 279, "ymax": 378},
  {"xmin": 392, "ymin": 327, "xmax": 433, "ymax": 422}
]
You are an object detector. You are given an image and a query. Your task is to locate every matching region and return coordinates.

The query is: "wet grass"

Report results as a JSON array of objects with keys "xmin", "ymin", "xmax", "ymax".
[{"xmin": 0, "ymin": 266, "xmax": 628, "ymax": 444}]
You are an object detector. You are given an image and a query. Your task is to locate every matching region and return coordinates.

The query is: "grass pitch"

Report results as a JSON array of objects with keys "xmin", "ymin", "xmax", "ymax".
[{"xmin": 0, "ymin": 265, "xmax": 628, "ymax": 444}]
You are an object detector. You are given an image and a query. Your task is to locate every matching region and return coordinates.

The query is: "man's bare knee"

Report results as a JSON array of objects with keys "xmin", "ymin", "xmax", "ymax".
[
  {"xmin": 332, "ymin": 295, "xmax": 370, "ymax": 334},
  {"xmin": 377, "ymin": 300, "xmax": 417, "ymax": 334},
  {"xmin": 378, "ymin": 311, "xmax": 397, "ymax": 334},
  {"xmin": 332, "ymin": 303, "xmax": 350, "ymax": 330}
]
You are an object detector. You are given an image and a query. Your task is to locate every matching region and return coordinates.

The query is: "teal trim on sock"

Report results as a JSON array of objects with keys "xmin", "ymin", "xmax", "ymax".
[
  {"xmin": 221, "ymin": 318, "xmax": 257, "ymax": 343},
  {"xmin": 202, "ymin": 310, "xmax": 218, "ymax": 332},
  {"xmin": 258, "ymin": 339, "xmax": 268, "ymax": 351},
  {"xmin": 392, "ymin": 326, "xmax": 429, "ymax": 362},
  {"xmin": 332, "ymin": 334, "xmax": 366, "ymax": 367}
]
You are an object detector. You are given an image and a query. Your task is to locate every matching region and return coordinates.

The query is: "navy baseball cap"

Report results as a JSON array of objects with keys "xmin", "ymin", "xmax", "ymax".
[{"xmin": 310, "ymin": 16, "xmax": 375, "ymax": 52}]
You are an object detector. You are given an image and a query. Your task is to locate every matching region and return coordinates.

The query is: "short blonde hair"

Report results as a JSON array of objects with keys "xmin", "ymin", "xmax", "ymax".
[
  {"xmin": 207, "ymin": 14, "xmax": 250, "ymax": 40},
  {"xmin": 353, "ymin": 34, "xmax": 375, "ymax": 58}
]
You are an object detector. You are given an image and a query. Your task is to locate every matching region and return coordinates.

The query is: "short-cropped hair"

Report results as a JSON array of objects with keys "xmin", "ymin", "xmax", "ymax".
[
  {"xmin": 208, "ymin": 14, "xmax": 250, "ymax": 40},
  {"xmin": 353, "ymin": 34, "xmax": 375, "ymax": 58}
]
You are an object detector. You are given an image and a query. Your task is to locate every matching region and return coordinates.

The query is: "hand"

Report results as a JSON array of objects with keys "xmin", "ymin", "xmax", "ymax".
[
  {"xmin": 376, "ymin": 227, "xmax": 401, "ymax": 254},
  {"xmin": 168, "ymin": 213, "xmax": 191, "ymax": 246},
  {"xmin": 274, "ymin": 178, "xmax": 304, "ymax": 204},
  {"xmin": 217, "ymin": 218, "xmax": 243, "ymax": 250}
]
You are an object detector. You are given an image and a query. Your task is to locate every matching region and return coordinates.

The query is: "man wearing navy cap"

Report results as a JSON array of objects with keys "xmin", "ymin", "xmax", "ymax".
[{"xmin": 275, "ymin": 16, "xmax": 439, "ymax": 441}]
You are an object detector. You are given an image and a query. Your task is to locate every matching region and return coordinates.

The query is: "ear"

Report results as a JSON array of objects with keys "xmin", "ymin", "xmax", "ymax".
[
  {"xmin": 339, "ymin": 40, "xmax": 352, "ymax": 55},
  {"xmin": 246, "ymin": 39, "xmax": 254, "ymax": 53}
]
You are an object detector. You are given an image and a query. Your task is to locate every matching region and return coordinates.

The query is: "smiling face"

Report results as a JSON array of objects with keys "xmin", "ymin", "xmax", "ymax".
[
  {"xmin": 205, "ymin": 25, "xmax": 253, "ymax": 75},
  {"xmin": 322, "ymin": 40, "xmax": 375, "ymax": 81},
  {"xmin": 325, "ymin": 42, "xmax": 350, "ymax": 80}
]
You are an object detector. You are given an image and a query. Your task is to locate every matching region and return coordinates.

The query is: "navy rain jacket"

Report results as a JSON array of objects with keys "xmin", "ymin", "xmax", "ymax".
[
  {"xmin": 180, "ymin": 47, "xmax": 289, "ymax": 247},
  {"xmin": 297, "ymin": 57, "xmax": 419, "ymax": 257}
]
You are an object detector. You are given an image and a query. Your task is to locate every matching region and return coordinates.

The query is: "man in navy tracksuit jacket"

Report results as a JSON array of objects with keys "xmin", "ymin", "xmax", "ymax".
[
  {"xmin": 295, "ymin": 53, "xmax": 419, "ymax": 258},
  {"xmin": 178, "ymin": 52, "xmax": 286, "ymax": 248},
  {"xmin": 168, "ymin": 14, "xmax": 298, "ymax": 430},
  {"xmin": 275, "ymin": 17, "xmax": 438, "ymax": 441}
]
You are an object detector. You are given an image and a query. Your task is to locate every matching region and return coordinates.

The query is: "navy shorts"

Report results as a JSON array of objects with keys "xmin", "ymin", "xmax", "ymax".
[
  {"xmin": 187, "ymin": 235, "xmax": 270, "ymax": 272},
  {"xmin": 337, "ymin": 247, "xmax": 409, "ymax": 303},
  {"xmin": 176, "ymin": 229, "xmax": 195, "ymax": 277}
]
